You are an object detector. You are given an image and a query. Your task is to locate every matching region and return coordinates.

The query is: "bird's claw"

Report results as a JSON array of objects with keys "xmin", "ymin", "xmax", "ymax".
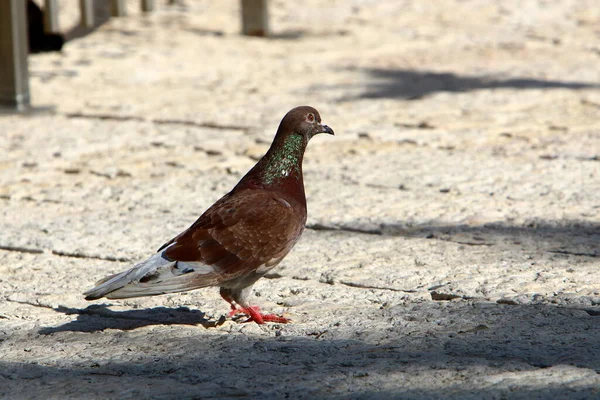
[{"xmin": 228, "ymin": 306, "xmax": 290, "ymax": 324}]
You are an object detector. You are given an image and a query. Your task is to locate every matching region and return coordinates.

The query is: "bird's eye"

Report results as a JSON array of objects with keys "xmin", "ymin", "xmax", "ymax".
[{"xmin": 307, "ymin": 114, "xmax": 315, "ymax": 122}]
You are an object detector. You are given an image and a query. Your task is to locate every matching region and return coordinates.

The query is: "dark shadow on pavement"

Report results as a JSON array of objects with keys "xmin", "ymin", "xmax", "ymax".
[
  {"xmin": 4, "ymin": 301, "xmax": 599, "ymax": 398},
  {"xmin": 308, "ymin": 219, "xmax": 600, "ymax": 260},
  {"xmin": 338, "ymin": 68, "xmax": 600, "ymax": 100},
  {"xmin": 38, "ymin": 304, "xmax": 224, "ymax": 333}
]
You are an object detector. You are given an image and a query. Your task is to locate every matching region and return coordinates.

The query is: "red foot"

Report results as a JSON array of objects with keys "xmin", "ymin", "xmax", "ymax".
[{"xmin": 228, "ymin": 305, "xmax": 289, "ymax": 324}]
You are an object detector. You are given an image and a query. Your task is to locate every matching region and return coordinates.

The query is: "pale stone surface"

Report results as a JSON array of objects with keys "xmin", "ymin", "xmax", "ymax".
[{"xmin": 1, "ymin": 1, "xmax": 599, "ymax": 399}]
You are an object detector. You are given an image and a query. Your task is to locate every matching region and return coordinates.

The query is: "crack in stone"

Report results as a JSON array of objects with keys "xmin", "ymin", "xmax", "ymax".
[
  {"xmin": 6, "ymin": 298, "xmax": 55, "ymax": 310},
  {"xmin": 65, "ymin": 113, "xmax": 143, "ymax": 122},
  {"xmin": 430, "ymin": 292, "xmax": 464, "ymax": 301},
  {"xmin": 364, "ymin": 183, "xmax": 403, "ymax": 190},
  {"xmin": 548, "ymin": 249, "xmax": 599, "ymax": 258},
  {"xmin": 152, "ymin": 118, "xmax": 250, "ymax": 131},
  {"xmin": 307, "ymin": 224, "xmax": 497, "ymax": 248},
  {"xmin": 338, "ymin": 280, "xmax": 417, "ymax": 293},
  {"xmin": 0, "ymin": 244, "xmax": 132, "ymax": 262},
  {"xmin": 0, "ymin": 245, "xmax": 44, "ymax": 254},
  {"xmin": 51, "ymin": 250, "xmax": 132, "ymax": 262},
  {"xmin": 438, "ymin": 238, "xmax": 494, "ymax": 246},
  {"xmin": 265, "ymin": 272, "xmax": 416, "ymax": 293},
  {"xmin": 306, "ymin": 223, "xmax": 383, "ymax": 235},
  {"xmin": 65, "ymin": 112, "xmax": 250, "ymax": 131}
]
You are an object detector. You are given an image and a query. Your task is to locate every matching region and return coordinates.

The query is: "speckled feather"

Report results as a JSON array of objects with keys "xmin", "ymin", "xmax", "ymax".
[
  {"xmin": 84, "ymin": 106, "xmax": 334, "ymax": 324},
  {"xmin": 159, "ymin": 189, "xmax": 306, "ymax": 280}
]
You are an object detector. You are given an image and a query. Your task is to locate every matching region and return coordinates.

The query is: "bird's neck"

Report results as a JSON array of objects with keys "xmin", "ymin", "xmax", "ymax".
[
  {"xmin": 260, "ymin": 133, "xmax": 306, "ymax": 185},
  {"xmin": 237, "ymin": 133, "xmax": 307, "ymax": 196}
]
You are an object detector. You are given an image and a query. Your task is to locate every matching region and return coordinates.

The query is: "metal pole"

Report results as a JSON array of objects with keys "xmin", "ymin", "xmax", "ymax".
[
  {"xmin": 141, "ymin": 0, "xmax": 156, "ymax": 13},
  {"xmin": 112, "ymin": 0, "xmax": 127, "ymax": 17},
  {"xmin": 0, "ymin": 0, "xmax": 30, "ymax": 111},
  {"xmin": 241, "ymin": 0, "xmax": 269, "ymax": 37},
  {"xmin": 80, "ymin": 0, "xmax": 94, "ymax": 28},
  {"xmin": 43, "ymin": 0, "xmax": 60, "ymax": 34}
]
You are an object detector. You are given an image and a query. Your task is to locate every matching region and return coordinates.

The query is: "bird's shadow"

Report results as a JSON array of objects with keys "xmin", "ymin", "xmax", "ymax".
[{"xmin": 38, "ymin": 304, "xmax": 225, "ymax": 334}]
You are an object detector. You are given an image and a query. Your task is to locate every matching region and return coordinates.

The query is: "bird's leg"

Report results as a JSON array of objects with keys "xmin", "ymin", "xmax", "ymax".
[
  {"xmin": 220, "ymin": 288, "xmax": 252, "ymax": 317},
  {"xmin": 237, "ymin": 305, "xmax": 290, "ymax": 324},
  {"xmin": 219, "ymin": 291, "xmax": 238, "ymax": 312},
  {"xmin": 220, "ymin": 287, "xmax": 289, "ymax": 324}
]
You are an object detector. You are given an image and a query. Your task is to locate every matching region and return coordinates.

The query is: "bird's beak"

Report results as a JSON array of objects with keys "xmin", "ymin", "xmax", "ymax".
[{"xmin": 320, "ymin": 124, "xmax": 334, "ymax": 135}]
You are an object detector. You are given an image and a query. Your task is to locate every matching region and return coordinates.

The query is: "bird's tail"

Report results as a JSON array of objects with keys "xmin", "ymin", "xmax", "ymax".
[{"xmin": 84, "ymin": 251, "xmax": 218, "ymax": 300}]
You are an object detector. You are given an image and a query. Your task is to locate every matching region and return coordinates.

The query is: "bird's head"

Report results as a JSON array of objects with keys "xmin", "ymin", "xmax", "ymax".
[
  {"xmin": 238, "ymin": 106, "xmax": 334, "ymax": 189},
  {"xmin": 279, "ymin": 106, "xmax": 334, "ymax": 141}
]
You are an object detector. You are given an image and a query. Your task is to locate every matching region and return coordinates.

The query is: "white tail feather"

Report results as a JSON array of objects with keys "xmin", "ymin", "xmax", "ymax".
[{"xmin": 84, "ymin": 250, "xmax": 216, "ymax": 300}]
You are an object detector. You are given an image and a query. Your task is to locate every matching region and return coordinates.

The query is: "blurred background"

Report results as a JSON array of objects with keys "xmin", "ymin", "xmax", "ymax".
[{"xmin": 1, "ymin": 1, "xmax": 599, "ymax": 398}]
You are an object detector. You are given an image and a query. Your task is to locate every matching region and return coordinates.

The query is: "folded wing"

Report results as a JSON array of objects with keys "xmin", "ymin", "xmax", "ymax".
[{"xmin": 84, "ymin": 189, "xmax": 305, "ymax": 300}]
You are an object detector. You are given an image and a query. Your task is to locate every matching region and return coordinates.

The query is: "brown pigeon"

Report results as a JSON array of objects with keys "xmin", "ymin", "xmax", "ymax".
[{"xmin": 84, "ymin": 106, "xmax": 334, "ymax": 324}]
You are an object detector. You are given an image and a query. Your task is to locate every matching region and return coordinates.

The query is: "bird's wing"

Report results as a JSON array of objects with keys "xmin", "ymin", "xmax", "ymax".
[{"xmin": 84, "ymin": 189, "xmax": 305, "ymax": 300}]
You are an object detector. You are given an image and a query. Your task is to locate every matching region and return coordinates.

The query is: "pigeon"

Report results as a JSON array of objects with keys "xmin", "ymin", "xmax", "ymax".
[{"xmin": 84, "ymin": 106, "xmax": 334, "ymax": 324}]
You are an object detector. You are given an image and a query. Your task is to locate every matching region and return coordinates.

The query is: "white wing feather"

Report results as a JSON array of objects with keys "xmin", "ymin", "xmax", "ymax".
[{"xmin": 84, "ymin": 247, "xmax": 215, "ymax": 300}]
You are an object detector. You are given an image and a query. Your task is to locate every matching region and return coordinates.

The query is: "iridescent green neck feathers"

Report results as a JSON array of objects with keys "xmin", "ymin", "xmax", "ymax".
[{"xmin": 260, "ymin": 134, "xmax": 305, "ymax": 185}]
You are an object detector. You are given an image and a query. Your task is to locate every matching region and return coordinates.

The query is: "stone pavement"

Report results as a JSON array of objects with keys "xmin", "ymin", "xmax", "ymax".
[{"xmin": 1, "ymin": 1, "xmax": 599, "ymax": 398}]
